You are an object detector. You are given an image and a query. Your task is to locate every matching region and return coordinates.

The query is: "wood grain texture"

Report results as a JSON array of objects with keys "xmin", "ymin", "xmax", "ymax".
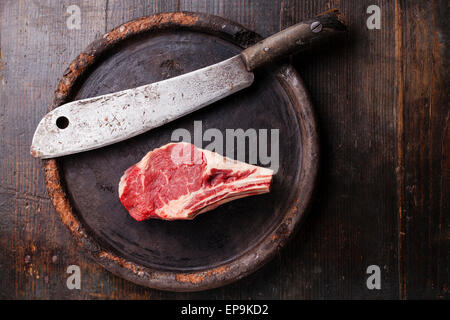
[
  {"xmin": 281, "ymin": 0, "xmax": 399, "ymax": 299},
  {"xmin": 395, "ymin": 0, "xmax": 449, "ymax": 299},
  {"xmin": 0, "ymin": 0, "xmax": 448, "ymax": 299}
]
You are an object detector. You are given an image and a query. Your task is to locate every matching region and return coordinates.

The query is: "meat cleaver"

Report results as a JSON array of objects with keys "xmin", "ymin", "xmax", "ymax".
[{"xmin": 31, "ymin": 10, "xmax": 346, "ymax": 159}]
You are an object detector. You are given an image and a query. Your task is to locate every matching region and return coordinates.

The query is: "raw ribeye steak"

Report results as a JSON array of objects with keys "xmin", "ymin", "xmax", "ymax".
[{"xmin": 119, "ymin": 142, "xmax": 273, "ymax": 221}]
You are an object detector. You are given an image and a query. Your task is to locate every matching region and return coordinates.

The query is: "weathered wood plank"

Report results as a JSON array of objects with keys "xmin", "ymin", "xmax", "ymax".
[
  {"xmin": 0, "ymin": 0, "xmax": 108, "ymax": 299},
  {"xmin": 278, "ymin": 0, "xmax": 400, "ymax": 299},
  {"xmin": 395, "ymin": 0, "xmax": 449, "ymax": 299}
]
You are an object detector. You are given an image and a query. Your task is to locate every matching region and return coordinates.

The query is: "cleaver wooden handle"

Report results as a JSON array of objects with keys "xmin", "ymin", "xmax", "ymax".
[{"xmin": 240, "ymin": 9, "xmax": 347, "ymax": 71}]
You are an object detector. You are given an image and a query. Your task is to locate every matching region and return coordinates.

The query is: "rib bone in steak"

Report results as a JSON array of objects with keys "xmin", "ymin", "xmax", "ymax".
[{"xmin": 119, "ymin": 142, "xmax": 273, "ymax": 221}]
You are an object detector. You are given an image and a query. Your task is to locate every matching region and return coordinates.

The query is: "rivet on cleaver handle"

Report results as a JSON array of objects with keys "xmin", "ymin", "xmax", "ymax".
[{"xmin": 31, "ymin": 9, "xmax": 346, "ymax": 159}]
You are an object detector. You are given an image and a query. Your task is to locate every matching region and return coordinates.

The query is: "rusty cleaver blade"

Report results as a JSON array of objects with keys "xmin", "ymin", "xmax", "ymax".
[{"xmin": 31, "ymin": 10, "xmax": 346, "ymax": 159}]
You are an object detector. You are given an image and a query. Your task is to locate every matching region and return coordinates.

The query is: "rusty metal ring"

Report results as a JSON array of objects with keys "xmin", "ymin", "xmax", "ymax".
[{"xmin": 43, "ymin": 12, "xmax": 319, "ymax": 291}]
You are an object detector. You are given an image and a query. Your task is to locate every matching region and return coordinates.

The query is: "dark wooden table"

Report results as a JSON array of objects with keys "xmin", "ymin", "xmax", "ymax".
[{"xmin": 0, "ymin": 0, "xmax": 448, "ymax": 299}]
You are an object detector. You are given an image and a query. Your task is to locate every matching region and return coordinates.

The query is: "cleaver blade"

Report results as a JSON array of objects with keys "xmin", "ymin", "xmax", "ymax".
[
  {"xmin": 30, "ymin": 55, "xmax": 254, "ymax": 159},
  {"xmin": 31, "ymin": 10, "xmax": 346, "ymax": 159}
]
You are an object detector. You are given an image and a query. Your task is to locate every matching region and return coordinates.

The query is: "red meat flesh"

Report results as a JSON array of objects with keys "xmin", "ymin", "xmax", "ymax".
[{"xmin": 119, "ymin": 142, "xmax": 273, "ymax": 221}]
